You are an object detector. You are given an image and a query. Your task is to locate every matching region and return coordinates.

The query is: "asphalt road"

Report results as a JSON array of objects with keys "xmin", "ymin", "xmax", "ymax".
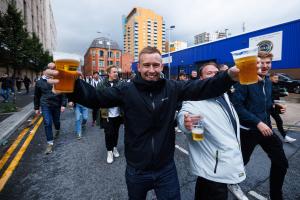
[{"xmin": 0, "ymin": 108, "xmax": 299, "ymax": 200}]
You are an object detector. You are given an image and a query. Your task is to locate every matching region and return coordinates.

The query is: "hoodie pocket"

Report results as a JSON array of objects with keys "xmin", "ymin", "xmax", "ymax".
[{"xmin": 214, "ymin": 150, "xmax": 219, "ymax": 174}]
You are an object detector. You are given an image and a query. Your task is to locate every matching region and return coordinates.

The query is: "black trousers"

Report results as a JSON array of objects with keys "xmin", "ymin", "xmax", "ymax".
[
  {"xmin": 270, "ymin": 110, "xmax": 286, "ymax": 137},
  {"xmin": 194, "ymin": 176, "xmax": 228, "ymax": 200},
  {"xmin": 92, "ymin": 108, "xmax": 98, "ymax": 122},
  {"xmin": 103, "ymin": 116, "xmax": 122, "ymax": 151},
  {"xmin": 240, "ymin": 129, "xmax": 288, "ymax": 200}
]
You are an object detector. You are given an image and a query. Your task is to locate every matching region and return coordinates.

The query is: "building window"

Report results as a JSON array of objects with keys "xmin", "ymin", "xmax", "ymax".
[
  {"xmin": 92, "ymin": 61, "xmax": 96, "ymax": 67},
  {"xmin": 99, "ymin": 50, "xmax": 104, "ymax": 57},
  {"xmin": 116, "ymin": 61, "xmax": 120, "ymax": 67},
  {"xmin": 107, "ymin": 60, "xmax": 114, "ymax": 66},
  {"xmin": 99, "ymin": 60, "xmax": 104, "ymax": 67},
  {"xmin": 92, "ymin": 50, "xmax": 96, "ymax": 56},
  {"xmin": 116, "ymin": 52, "xmax": 120, "ymax": 59}
]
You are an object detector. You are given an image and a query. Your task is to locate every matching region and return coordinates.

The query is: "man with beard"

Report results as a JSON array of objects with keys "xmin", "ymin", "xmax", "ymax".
[
  {"xmin": 230, "ymin": 51, "xmax": 288, "ymax": 200},
  {"xmin": 45, "ymin": 46, "xmax": 239, "ymax": 199}
]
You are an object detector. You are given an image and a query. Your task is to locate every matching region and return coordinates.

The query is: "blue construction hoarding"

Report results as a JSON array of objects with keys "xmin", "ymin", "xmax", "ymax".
[{"xmin": 132, "ymin": 19, "xmax": 300, "ymax": 77}]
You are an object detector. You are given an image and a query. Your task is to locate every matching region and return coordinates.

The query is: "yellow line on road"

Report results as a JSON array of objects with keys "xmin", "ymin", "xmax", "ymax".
[
  {"xmin": 0, "ymin": 115, "xmax": 40, "ymax": 171},
  {"xmin": 0, "ymin": 117, "xmax": 43, "ymax": 192}
]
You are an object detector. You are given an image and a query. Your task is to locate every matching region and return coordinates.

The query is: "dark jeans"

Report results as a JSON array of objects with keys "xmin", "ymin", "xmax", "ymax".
[
  {"xmin": 240, "ymin": 129, "xmax": 288, "ymax": 200},
  {"xmin": 103, "ymin": 116, "xmax": 121, "ymax": 151},
  {"xmin": 270, "ymin": 110, "xmax": 286, "ymax": 137},
  {"xmin": 25, "ymin": 84, "xmax": 29, "ymax": 94},
  {"xmin": 125, "ymin": 160, "xmax": 181, "ymax": 200},
  {"xmin": 194, "ymin": 176, "xmax": 227, "ymax": 200},
  {"xmin": 41, "ymin": 106, "xmax": 61, "ymax": 142},
  {"xmin": 92, "ymin": 108, "xmax": 98, "ymax": 122}
]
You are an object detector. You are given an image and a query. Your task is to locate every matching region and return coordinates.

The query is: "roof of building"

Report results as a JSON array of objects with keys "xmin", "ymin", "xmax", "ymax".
[{"xmin": 89, "ymin": 37, "xmax": 120, "ymax": 50}]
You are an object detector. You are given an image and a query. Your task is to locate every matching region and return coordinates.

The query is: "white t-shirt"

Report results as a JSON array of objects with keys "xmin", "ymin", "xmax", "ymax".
[{"xmin": 108, "ymin": 82, "xmax": 120, "ymax": 118}]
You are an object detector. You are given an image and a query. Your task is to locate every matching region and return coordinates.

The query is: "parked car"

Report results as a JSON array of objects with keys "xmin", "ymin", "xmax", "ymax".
[{"xmin": 277, "ymin": 73, "xmax": 300, "ymax": 94}]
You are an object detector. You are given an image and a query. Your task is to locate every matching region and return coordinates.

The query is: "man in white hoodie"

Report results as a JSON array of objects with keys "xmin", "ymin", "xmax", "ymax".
[{"xmin": 177, "ymin": 62, "xmax": 248, "ymax": 200}]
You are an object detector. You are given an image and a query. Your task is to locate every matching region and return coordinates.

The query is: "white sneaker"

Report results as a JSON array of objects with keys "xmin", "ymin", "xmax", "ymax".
[
  {"xmin": 107, "ymin": 151, "xmax": 114, "ymax": 164},
  {"xmin": 284, "ymin": 135, "xmax": 296, "ymax": 143},
  {"xmin": 113, "ymin": 147, "xmax": 120, "ymax": 157},
  {"xmin": 227, "ymin": 184, "xmax": 248, "ymax": 200}
]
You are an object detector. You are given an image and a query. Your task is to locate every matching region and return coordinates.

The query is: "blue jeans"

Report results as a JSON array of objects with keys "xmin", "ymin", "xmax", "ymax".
[
  {"xmin": 1, "ymin": 89, "xmax": 9, "ymax": 101},
  {"xmin": 75, "ymin": 104, "xmax": 88, "ymax": 135},
  {"xmin": 41, "ymin": 106, "xmax": 61, "ymax": 142},
  {"xmin": 125, "ymin": 160, "xmax": 181, "ymax": 200}
]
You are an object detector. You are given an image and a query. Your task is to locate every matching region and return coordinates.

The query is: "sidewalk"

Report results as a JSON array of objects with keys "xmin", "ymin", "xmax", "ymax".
[{"xmin": 0, "ymin": 88, "xmax": 34, "ymax": 144}]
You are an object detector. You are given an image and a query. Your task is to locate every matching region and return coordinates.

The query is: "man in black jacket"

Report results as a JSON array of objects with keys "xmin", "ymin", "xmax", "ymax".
[
  {"xmin": 230, "ymin": 52, "xmax": 288, "ymax": 200},
  {"xmin": 270, "ymin": 73, "xmax": 296, "ymax": 143},
  {"xmin": 98, "ymin": 66, "xmax": 123, "ymax": 164},
  {"xmin": 46, "ymin": 47, "xmax": 239, "ymax": 199},
  {"xmin": 34, "ymin": 64, "xmax": 67, "ymax": 154}
]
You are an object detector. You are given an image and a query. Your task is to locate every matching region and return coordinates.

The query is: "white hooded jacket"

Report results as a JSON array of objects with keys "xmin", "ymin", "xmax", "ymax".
[{"xmin": 177, "ymin": 93, "xmax": 246, "ymax": 184}]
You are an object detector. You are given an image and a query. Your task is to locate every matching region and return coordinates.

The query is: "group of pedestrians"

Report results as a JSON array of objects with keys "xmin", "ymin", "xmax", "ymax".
[
  {"xmin": 0, "ymin": 73, "xmax": 32, "ymax": 102},
  {"xmin": 37, "ymin": 46, "xmax": 294, "ymax": 200}
]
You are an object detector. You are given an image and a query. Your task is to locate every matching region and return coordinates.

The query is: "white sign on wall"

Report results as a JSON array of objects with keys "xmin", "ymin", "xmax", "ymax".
[
  {"xmin": 162, "ymin": 56, "xmax": 172, "ymax": 64},
  {"xmin": 249, "ymin": 31, "xmax": 283, "ymax": 61}
]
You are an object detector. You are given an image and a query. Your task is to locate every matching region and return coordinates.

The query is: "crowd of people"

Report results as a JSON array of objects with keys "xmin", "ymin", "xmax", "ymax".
[
  {"xmin": 32, "ymin": 46, "xmax": 296, "ymax": 200},
  {"xmin": 0, "ymin": 73, "xmax": 33, "ymax": 102}
]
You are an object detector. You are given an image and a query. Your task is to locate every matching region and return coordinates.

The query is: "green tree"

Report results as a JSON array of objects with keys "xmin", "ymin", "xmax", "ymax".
[{"xmin": 0, "ymin": 3, "xmax": 28, "ymax": 74}]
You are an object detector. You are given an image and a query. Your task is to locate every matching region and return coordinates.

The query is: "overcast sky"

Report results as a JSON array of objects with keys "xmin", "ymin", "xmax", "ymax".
[{"xmin": 51, "ymin": 0, "xmax": 300, "ymax": 56}]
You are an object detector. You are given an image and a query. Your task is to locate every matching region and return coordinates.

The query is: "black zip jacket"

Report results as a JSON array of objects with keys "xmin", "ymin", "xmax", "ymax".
[
  {"xmin": 34, "ymin": 78, "xmax": 67, "ymax": 110},
  {"xmin": 68, "ymin": 72, "xmax": 235, "ymax": 170}
]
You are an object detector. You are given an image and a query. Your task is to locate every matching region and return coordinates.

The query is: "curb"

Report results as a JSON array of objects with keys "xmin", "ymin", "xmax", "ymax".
[{"xmin": 0, "ymin": 103, "xmax": 34, "ymax": 144}]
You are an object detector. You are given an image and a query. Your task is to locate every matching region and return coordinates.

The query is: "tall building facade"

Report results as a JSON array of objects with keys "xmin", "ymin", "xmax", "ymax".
[
  {"xmin": 194, "ymin": 30, "xmax": 228, "ymax": 45},
  {"xmin": 0, "ymin": 0, "xmax": 56, "ymax": 53},
  {"xmin": 123, "ymin": 7, "xmax": 166, "ymax": 61},
  {"xmin": 194, "ymin": 32, "xmax": 210, "ymax": 45},
  {"xmin": 169, "ymin": 40, "xmax": 187, "ymax": 52},
  {"xmin": 83, "ymin": 37, "xmax": 122, "ymax": 76}
]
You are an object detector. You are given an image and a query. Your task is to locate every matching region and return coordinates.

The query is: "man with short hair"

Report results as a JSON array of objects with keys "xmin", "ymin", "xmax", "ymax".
[
  {"xmin": 230, "ymin": 51, "xmax": 289, "ymax": 200},
  {"xmin": 98, "ymin": 66, "xmax": 123, "ymax": 164},
  {"xmin": 178, "ymin": 72, "xmax": 187, "ymax": 81},
  {"xmin": 46, "ymin": 47, "xmax": 239, "ymax": 199},
  {"xmin": 34, "ymin": 63, "xmax": 67, "ymax": 154},
  {"xmin": 91, "ymin": 71, "xmax": 102, "ymax": 126},
  {"xmin": 190, "ymin": 70, "xmax": 198, "ymax": 80},
  {"xmin": 269, "ymin": 73, "xmax": 296, "ymax": 143},
  {"xmin": 178, "ymin": 62, "xmax": 248, "ymax": 200}
]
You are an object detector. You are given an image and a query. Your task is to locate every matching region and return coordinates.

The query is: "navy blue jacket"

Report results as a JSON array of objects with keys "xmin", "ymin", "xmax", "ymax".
[{"xmin": 230, "ymin": 77, "xmax": 273, "ymax": 130}]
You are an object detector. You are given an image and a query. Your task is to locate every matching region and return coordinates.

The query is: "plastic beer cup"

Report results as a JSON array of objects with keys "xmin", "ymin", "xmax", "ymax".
[
  {"xmin": 53, "ymin": 52, "xmax": 80, "ymax": 93},
  {"xmin": 231, "ymin": 47, "xmax": 259, "ymax": 85},
  {"xmin": 190, "ymin": 115, "xmax": 204, "ymax": 141}
]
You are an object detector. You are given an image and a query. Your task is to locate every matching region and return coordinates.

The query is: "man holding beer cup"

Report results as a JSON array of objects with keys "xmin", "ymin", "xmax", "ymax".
[
  {"xmin": 45, "ymin": 47, "xmax": 240, "ymax": 199},
  {"xmin": 178, "ymin": 62, "xmax": 248, "ymax": 200},
  {"xmin": 230, "ymin": 51, "xmax": 288, "ymax": 200}
]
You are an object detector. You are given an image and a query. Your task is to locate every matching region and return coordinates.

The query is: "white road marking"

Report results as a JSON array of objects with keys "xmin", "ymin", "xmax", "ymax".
[
  {"xmin": 175, "ymin": 144, "xmax": 189, "ymax": 155},
  {"xmin": 248, "ymin": 190, "xmax": 268, "ymax": 200}
]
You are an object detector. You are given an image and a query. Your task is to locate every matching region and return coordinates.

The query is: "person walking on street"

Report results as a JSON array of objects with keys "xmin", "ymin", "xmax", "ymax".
[
  {"xmin": 46, "ymin": 47, "xmax": 239, "ymax": 199},
  {"xmin": 23, "ymin": 75, "xmax": 31, "ymax": 94},
  {"xmin": 98, "ymin": 66, "xmax": 123, "ymax": 164},
  {"xmin": 69, "ymin": 102, "xmax": 88, "ymax": 140},
  {"xmin": 0, "ymin": 73, "xmax": 10, "ymax": 102},
  {"xmin": 91, "ymin": 71, "xmax": 102, "ymax": 126},
  {"xmin": 230, "ymin": 51, "xmax": 289, "ymax": 200},
  {"xmin": 16, "ymin": 76, "xmax": 23, "ymax": 93},
  {"xmin": 177, "ymin": 62, "xmax": 248, "ymax": 200},
  {"xmin": 34, "ymin": 64, "xmax": 67, "ymax": 154},
  {"xmin": 270, "ymin": 73, "xmax": 296, "ymax": 143},
  {"xmin": 190, "ymin": 70, "xmax": 198, "ymax": 80}
]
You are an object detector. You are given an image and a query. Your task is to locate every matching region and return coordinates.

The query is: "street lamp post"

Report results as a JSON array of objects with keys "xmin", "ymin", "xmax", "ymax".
[{"xmin": 167, "ymin": 25, "xmax": 175, "ymax": 79}]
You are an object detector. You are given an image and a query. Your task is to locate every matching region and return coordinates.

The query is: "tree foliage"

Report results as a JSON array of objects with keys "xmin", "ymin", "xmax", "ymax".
[{"xmin": 0, "ymin": 3, "xmax": 52, "ymax": 74}]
